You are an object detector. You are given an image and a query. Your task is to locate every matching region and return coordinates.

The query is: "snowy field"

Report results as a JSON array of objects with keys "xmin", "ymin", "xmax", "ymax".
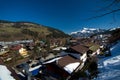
[{"xmin": 94, "ymin": 41, "xmax": 120, "ymax": 80}]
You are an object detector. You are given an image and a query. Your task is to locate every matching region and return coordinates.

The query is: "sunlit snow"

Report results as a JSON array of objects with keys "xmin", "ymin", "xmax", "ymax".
[
  {"xmin": 0, "ymin": 65, "xmax": 15, "ymax": 80},
  {"xmin": 64, "ymin": 62, "xmax": 80, "ymax": 74},
  {"xmin": 94, "ymin": 41, "xmax": 120, "ymax": 80}
]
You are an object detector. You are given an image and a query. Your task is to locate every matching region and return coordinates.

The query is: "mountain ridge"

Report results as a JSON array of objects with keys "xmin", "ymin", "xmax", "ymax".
[
  {"xmin": 0, "ymin": 20, "xmax": 69, "ymax": 41},
  {"xmin": 71, "ymin": 27, "xmax": 106, "ymax": 38}
]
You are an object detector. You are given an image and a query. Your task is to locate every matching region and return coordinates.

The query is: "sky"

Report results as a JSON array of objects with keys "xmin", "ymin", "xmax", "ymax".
[{"xmin": 0, "ymin": 0, "xmax": 120, "ymax": 33}]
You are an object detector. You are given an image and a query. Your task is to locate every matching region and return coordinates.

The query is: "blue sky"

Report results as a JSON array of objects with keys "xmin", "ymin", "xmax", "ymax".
[{"xmin": 0, "ymin": 0, "xmax": 120, "ymax": 33}]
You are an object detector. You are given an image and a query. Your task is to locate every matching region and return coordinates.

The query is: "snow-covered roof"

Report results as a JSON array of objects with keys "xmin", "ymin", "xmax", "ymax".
[
  {"xmin": 17, "ymin": 72, "xmax": 25, "ymax": 77},
  {"xmin": 43, "ymin": 57, "xmax": 62, "ymax": 64},
  {"xmin": 29, "ymin": 65, "xmax": 42, "ymax": 72},
  {"xmin": 64, "ymin": 62, "xmax": 80, "ymax": 74},
  {"xmin": 53, "ymin": 47, "xmax": 67, "ymax": 51},
  {"xmin": 0, "ymin": 65, "xmax": 15, "ymax": 80}
]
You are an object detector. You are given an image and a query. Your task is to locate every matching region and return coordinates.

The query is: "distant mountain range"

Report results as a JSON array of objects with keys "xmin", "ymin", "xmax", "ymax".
[
  {"xmin": 70, "ymin": 27, "xmax": 120, "ymax": 43},
  {"xmin": 0, "ymin": 20, "xmax": 69, "ymax": 41},
  {"xmin": 71, "ymin": 28, "xmax": 106, "ymax": 38}
]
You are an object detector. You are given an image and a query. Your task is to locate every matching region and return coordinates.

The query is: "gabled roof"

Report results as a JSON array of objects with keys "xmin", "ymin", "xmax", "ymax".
[
  {"xmin": 58, "ymin": 55, "xmax": 81, "ymax": 68},
  {"xmin": 70, "ymin": 45, "xmax": 89, "ymax": 54},
  {"xmin": 89, "ymin": 44, "xmax": 100, "ymax": 52},
  {"xmin": 45, "ymin": 55, "xmax": 82, "ymax": 78}
]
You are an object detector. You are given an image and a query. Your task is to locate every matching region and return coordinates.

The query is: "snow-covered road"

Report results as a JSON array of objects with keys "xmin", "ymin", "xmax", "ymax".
[{"xmin": 94, "ymin": 41, "xmax": 120, "ymax": 80}]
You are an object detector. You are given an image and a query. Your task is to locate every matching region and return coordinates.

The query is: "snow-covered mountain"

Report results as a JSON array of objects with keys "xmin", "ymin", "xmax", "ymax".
[
  {"xmin": 94, "ymin": 41, "xmax": 120, "ymax": 80},
  {"xmin": 71, "ymin": 28, "xmax": 106, "ymax": 38},
  {"xmin": 109, "ymin": 27, "xmax": 120, "ymax": 31}
]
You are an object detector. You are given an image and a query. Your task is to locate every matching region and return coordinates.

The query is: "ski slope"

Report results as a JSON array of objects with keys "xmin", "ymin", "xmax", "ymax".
[{"xmin": 95, "ymin": 41, "xmax": 120, "ymax": 80}]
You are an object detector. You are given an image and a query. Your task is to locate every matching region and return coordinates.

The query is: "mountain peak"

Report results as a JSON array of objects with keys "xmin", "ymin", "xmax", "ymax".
[
  {"xmin": 83, "ymin": 27, "xmax": 97, "ymax": 30},
  {"xmin": 81, "ymin": 27, "xmax": 97, "ymax": 33},
  {"xmin": 71, "ymin": 28, "xmax": 106, "ymax": 38}
]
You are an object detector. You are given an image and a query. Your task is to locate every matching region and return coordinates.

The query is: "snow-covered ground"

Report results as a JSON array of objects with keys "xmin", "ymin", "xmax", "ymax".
[
  {"xmin": 0, "ymin": 65, "xmax": 15, "ymax": 80},
  {"xmin": 94, "ymin": 41, "xmax": 120, "ymax": 80}
]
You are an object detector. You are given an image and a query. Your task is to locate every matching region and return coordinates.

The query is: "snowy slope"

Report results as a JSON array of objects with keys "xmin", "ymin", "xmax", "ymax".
[{"xmin": 94, "ymin": 41, "xmax": 120, "ymax": 80}]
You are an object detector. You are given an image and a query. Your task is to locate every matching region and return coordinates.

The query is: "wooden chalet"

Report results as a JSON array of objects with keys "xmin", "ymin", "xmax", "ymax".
[
  {"xmin": 44, "ymin": 55, "xmax": 83, "ymax": 80},
  {"xmin": 63, "ymin": 44, "xmax": 90, "ymax": 59}
]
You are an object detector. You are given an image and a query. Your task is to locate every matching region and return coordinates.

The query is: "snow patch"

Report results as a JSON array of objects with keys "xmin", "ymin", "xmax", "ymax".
[
  {"xmin": 95, "ymin": 41, "xmax": 120, "ymax": 80},
  {"xmin": 103, "ymin": 55, "xmax": 120, "ymax": 67},
  {"xmin": 43, "ymin": 57, "xmax": 62, "ymax": 64},
  {"xmin": 29, "ymin": 65, "xmax": 42, "ymax": 72},
  {"xmin": 64, "ymin": 62, "xmax": 80, "ymax": 74},
  {"xmin": 0, "ymin": 65, "xmax": 15, "ymax": 80}
]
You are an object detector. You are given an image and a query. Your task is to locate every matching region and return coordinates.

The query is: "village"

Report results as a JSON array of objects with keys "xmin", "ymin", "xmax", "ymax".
[
  {"xmin": 0, "ymin": 32, "xmax": 113, "ymax": 80},
  {"xmin": 1, "ymin": 0, "xmax": 120, "ymax": 79}
]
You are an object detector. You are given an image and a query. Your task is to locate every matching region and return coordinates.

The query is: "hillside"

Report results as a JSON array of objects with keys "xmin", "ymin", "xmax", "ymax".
[
  {"xmin": 0, "ymin": 20, "xmax": 69, "ymax": 41},
  {"xmin": 92, "ymin": 27, "xmax": 120, "ymax": 43},
  {"xmin": 108, "ymin": 28, "xmax": 120, "ymax": 43}
]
